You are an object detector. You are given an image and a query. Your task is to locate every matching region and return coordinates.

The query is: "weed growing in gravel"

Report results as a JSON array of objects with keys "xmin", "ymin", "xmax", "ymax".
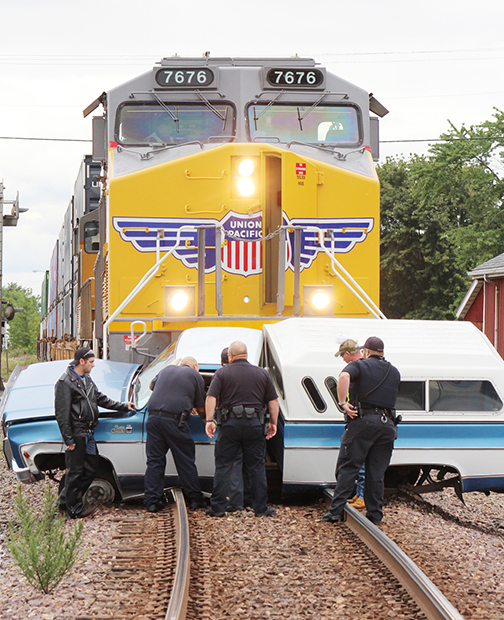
[{"xmin": 7, "ymin": 483, "xmax": 87, "ymax": 594}]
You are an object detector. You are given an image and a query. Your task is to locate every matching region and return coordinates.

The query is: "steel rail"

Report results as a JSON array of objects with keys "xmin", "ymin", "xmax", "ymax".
[
  {"xmin": 324, "ymin": 491, "xmax": 464, "ymax": 620},
  {"xmin": 165, "ymin": 488, "xmax": 190, "ymax": 620}
]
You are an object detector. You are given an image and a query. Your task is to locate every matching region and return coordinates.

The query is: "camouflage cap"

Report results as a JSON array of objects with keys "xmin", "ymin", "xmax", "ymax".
[{"xmin": 334, "ymin": 339, "xmax": 361, "ymax": 358}]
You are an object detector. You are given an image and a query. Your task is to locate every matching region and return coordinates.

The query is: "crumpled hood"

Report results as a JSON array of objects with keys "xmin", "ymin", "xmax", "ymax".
[{"xmin": 2, "ymin": 359, "xmax": 138, "ymax": 425}]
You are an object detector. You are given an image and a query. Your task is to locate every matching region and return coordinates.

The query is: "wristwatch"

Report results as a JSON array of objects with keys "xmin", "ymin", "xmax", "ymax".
[
  {"xmin": 336, "ymin": 402, "xmax": 347, "ymax": 414},
  {"xmin": 206, "ymin": 420, "xmax": 214, "ymax": 424}
]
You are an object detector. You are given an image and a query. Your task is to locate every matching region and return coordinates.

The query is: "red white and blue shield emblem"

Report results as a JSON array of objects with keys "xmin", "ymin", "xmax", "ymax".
[{"xmin": 220, "ymin": 211, "xmax": 263, "ymax": 276}]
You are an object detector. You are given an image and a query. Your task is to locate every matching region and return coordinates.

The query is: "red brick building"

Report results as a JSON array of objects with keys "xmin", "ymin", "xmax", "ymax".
[{"xmin": 457, "ymin": 253, "xmax": 504, "ymax": 357}]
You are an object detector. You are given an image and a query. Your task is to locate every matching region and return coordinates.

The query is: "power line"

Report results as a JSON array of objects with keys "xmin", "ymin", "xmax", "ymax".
[
  {"xmin": 0, "ymin": 136, "xmax": 90, "ymax": 143},
  {"xmin": 381, "ymin": 136, "xmax": 504, "ymax": 144}
]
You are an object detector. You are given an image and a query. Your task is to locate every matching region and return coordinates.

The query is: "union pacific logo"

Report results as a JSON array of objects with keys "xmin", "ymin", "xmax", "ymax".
[{"xmin": 112, "ymin": 212, "xmax": 374, "ymax": 277}]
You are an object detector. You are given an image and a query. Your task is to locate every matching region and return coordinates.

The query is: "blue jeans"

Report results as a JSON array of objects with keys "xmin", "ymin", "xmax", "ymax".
[{"xmin": 355, "ymin": 465, "xmax": 365, "ymax": 498}]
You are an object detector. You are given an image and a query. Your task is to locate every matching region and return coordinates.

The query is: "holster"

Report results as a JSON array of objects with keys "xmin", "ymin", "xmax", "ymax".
[
  {"xmin": 178, "ymin": 409, "xmax": 190, "ymax": 428},
  {"xmin": 258, "ymin": 406, "xmax": 269, "ymax": 436}
]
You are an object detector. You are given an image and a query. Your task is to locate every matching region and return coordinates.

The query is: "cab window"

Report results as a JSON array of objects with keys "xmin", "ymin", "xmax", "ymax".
[
  {"xmin": 84, "ymin": 221, "xmax": 99, "ymax": 253},
  {"xmin": 116, "ymin": 102, "xmax": 236, "ymax": 146},
  {"xmin": 248, "ymin": 103, "xmax": 360, "ymax": 145}
]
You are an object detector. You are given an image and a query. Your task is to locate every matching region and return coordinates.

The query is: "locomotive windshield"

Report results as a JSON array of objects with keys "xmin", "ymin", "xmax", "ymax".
[
  {"xmin": 248, "ymin": 103, "xmax": 361, "ymax": 145},
  {"xmin": 116, "ymin": 102, "xmax": 235, "ymax": 146}
]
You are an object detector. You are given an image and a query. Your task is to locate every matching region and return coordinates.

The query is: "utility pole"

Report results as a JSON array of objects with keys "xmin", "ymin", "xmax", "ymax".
[{"xmin": 0, "ymin": 181, "xmax": 27, "ymax": 390}]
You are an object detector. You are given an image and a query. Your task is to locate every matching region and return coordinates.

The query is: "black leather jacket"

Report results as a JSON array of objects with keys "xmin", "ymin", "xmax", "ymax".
[{"xmin": 54, "ymin": 364, "xmax": 129, "ymax": 446}]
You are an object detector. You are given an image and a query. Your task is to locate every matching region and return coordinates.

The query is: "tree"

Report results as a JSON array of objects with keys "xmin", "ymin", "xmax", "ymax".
[
  {"xmin": 2, "ymin": 283, "xmax": 41, "ymax": 353},
  {"xmin": 378, "ymin": 108, "xmax": 504, "ymax": 320}
]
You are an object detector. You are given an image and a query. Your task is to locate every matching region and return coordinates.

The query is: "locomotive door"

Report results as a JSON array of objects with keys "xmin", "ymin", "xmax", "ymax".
[{"xmin": 263, "ymin": 154, "xmax": 282, "ymax": 305}]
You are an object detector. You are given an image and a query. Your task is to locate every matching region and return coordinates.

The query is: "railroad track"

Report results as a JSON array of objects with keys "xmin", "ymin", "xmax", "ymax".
[
  {"xmin": 76, "ymin": 488, "xmax": 210, "ymax": 620},
  {"xmin": 325, "ymin": 491, "xmax": 465, "ymax": 620}
]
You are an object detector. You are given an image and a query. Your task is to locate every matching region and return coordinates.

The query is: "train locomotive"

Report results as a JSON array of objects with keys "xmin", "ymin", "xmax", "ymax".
[{"xmin": 39, "ymin": 55, "xmax": 387, "ymax": 362}]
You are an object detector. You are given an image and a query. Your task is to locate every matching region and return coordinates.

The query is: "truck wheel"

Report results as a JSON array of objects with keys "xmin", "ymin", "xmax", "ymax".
[
  {"xmin": 84, "ymin": 477, "xmax": 117, "ymax": 504},
  {"xmin": 58, "ymin": 470, "xmax": 119, "ymax": 505}
]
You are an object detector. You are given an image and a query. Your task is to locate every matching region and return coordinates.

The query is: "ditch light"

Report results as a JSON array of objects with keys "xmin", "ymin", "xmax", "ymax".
[
  {"xmin": 303, "ymin": 285, "xmax": 334, "ymax": 316},
  {"xmin": 164, "ymin": 285, "xmax": 195, "ymax": 317}
]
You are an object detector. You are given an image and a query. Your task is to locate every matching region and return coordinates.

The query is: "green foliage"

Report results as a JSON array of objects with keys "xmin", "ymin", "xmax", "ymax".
[
  {"xmin": 7, "ymin": 483, "xmax": 86, "ymax": 594},
  {"xmin": 2, "ymin": 282, "xmax": 41, "ymax": 353},
  {"xmin": 378, "ymin": 108, "xmax": 504, "ymax": 320}
]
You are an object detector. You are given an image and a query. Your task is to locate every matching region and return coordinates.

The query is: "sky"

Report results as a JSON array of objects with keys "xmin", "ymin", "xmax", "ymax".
[{"xmin": 1, "ymin": 0, "xmax": 503, "ymax": 296}]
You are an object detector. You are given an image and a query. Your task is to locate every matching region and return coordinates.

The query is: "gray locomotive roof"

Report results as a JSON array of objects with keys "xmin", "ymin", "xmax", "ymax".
[{"xmin": 158, "ymin": 57, "xmax": 318, "ymax": 67}]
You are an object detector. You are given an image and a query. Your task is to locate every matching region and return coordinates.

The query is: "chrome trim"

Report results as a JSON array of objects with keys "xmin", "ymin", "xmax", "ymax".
[{"xmin": 11, "ymin": 459, "xmax": 37, "ymax": 483}]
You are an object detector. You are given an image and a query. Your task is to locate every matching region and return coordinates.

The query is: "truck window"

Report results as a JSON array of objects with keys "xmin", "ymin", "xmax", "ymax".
[
  {"xmin": 429, "ymin": 380, "xmax": 503, "ymax": 412},
  {"xmin": 325, "ymin": 376, "xmax": 338, "ymax": 405},
  {"xmin": 302, "ymin": 377, "xmax": 327, "ymax": 413},
  {"xmin": 396, "ymin": 381, "xmax": 425, "ymax": 411},
  {"xmin": 265, "ymin": 342, "xmax": 284, "ymax": 399}
]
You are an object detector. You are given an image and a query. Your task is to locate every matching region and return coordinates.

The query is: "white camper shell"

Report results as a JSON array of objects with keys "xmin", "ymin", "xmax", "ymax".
[{"xmin": 264, "ymin": 318, "xmax": 504, "ymax": 495}]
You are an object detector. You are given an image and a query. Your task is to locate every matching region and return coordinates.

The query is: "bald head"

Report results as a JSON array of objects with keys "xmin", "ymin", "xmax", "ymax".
[
  {"xmin": 228, "ymin": 341, "xmax": 247, "ymax": 361},
  {"xmin": 181, "ymin": 356, "xmax": 199, "ymax": 371}
]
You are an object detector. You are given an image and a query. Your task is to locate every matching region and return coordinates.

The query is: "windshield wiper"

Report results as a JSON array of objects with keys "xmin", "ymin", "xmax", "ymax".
[
  {"xmin": 195, "ymin": 90, "xmax": 229, "ymax": 130},
  {"xmin": 150, "ymin": 91, "xmax": 179, "ymax": 133},
  {"xmin": 287, "ymin": 140, "xmax": 366, "ymax": 160},
  {"xmin": 296, "ymin": 92, "xmax": 330, "ymax": 131},
  {"xmin": 253, "ymin": 90, "xmax": 285, "ymax": 131}
]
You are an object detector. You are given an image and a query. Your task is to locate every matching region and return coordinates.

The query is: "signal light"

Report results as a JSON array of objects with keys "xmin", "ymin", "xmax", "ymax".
[{"xmin": 2, "ymin": 301, "xmax": 22, "ymax": 321}]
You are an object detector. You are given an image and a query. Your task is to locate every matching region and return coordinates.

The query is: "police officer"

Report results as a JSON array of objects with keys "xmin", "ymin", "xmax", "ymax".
[
  {"xmin": 54, "ymin": 347, "xmax": 134, "ymax": 519},
  {"xmin": 144, "ymin": 356, "xmax": 207, "ymax": 512},
  {"xmin": 323, "ymin": 336, "xmax": 401, "ymax": 525},
  {"xmin": 205, "ymin": 341, "xmax": 279, "ymax": 517}
]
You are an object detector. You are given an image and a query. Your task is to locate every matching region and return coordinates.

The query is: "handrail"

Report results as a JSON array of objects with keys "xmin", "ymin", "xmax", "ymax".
[
  {"xmin": 103, "ymin": 225, "xmax": 196, "ymax": 359},
  {"xmin": 308, "ymin": 226, "xmax": 386, "ymax": 319}
]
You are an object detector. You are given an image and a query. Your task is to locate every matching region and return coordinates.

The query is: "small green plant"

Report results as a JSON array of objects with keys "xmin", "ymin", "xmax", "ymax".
[{"xmin": 7, "ymin": 483, "xmax": 87, "ymax": 594}]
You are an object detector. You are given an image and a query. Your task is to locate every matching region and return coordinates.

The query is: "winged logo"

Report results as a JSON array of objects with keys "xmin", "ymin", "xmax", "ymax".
[{"xmin": 112, "ymin": 212, "xmax": 374, "ymax": 277}]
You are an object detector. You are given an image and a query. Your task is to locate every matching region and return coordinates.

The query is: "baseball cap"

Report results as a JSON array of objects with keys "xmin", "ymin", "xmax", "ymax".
[
  {"xmin": 363, "ymin": 336, "xmax": 384, "ymax": 352},
  {"xmin": 334, "ymin": 339, "xmax": 361, "ymax": 357},
  {"xmin": 74, "ymin": 347, "xmax": 95, "ymax": 362}
]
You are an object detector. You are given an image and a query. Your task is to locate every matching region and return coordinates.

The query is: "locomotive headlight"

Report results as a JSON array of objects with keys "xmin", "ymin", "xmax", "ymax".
[
  {"xmin": 237, "ymin": 177, "xmax": 255, "ymax": 197},
  {"xmin": 238, "ymin": 159, "xmax": 255, "ymax": 177},
  {"xmin": 232, "ymin": 156, "xmax": 260, "ymax": 199},
  {"xmin": 303, "ymin": 285, "xmax": 334, "ymax": 316},
  {"xmin": 165, "ymin": 285, "xmax": 195, "ymax": 317}
]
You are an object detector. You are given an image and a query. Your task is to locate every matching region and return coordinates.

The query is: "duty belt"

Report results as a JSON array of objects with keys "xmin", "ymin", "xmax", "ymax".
[
  {"xmin": 228, "ymin": 405, "xmax": 259, "ymax": 419},
  {"xmin": 360, "ymin": 406, "xmax": 396, "ymax": 416},
  {"xmin": 149, "ymin": 410, "xmax": 181, "ymax": 420}
]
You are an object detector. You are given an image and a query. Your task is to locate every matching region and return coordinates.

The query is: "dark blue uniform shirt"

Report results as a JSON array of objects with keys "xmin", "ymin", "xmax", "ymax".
[
  {"xmin": 344, "ymin": 355, "xmax": 401, "ymax": 409},
  {"xmin": 207, "ymin": 359, "xmax": 277, "ymax": 409},
  {"xmin": 147, "ymin": 365, "xmax": 205, "ymax": 413}
]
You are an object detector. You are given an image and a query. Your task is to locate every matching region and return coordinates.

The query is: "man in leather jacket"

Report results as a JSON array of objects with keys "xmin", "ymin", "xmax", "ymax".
[{"xmin": 54, "ymin": 347, "xmax": 134, "ymax": 518}]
